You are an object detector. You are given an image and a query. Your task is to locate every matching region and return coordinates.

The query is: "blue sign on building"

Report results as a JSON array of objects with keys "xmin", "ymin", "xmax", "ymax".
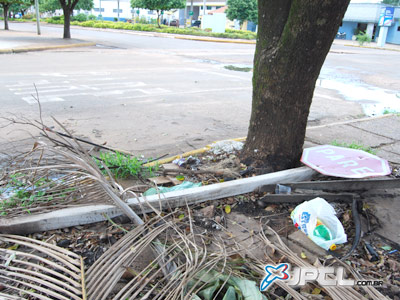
[{"xmin": 378, "ymin": 7, "xmax": 395, "ymax": 27}]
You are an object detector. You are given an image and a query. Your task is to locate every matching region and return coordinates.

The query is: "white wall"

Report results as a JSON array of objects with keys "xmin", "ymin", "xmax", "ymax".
[{"xmin": 201, "ymin": 13, "xmax": 226, "ymax": 33}]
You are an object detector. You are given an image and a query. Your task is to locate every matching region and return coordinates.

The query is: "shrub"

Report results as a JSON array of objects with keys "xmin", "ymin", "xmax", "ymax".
[
  {"xmin": 72, "ymin": 13, "xmax": 88, "ymax": 22},
  {"xmin": 88, "ymin": 14, "xmax": 96, "ymax": 20},
  {"xmin": 51, "ymin": 16, "xmax": 62, "ymax": 21},
  {"xmin": 22, "ymin": 13, "xmax": 34, "ymax": 19},
  {"xmin": 139, "ymin": 16, "xmax": 147, "ymax": 24},
  {"xmin": 355, "ymin": 31, "xmax": 371, "ymax": 46},
  {"xmin": 80, "ymin": 20, "xmax": 95, "ymax": 27}
]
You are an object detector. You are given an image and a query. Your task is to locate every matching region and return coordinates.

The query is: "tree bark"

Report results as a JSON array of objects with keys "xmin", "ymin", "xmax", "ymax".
[
  {"xmin": 241, "ymin": 0, "xmax": 350, "ymax": 173},
  {"xmin": 63, "ymin": 7, "xmax": 71, "ymax": 38},
  {"xmin": 59, "ymin": 0, "xmax": 79, "ymax": 38},
  {"xmin": 3, "ymin": 4, "xmax": 9, "ymax": 30}
]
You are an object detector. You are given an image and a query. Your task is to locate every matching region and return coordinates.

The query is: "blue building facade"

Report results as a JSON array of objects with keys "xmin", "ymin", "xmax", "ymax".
[{"xmin": 337, "ymin": 3, "xmax": 400, "ymax": 45}]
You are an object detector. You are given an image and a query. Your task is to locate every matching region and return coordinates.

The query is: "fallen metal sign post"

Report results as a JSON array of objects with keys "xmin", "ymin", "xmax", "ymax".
[
  {"xmin": 260, "ymin": 178, "xmax": 400, "ymax": 193},
  {"xmin": 258, "ymin": 193, "xmax": 354, "ymax": 204},
  {"xmin": 0, "ymin": 167, "xmax": 316, "ymax": 234}
]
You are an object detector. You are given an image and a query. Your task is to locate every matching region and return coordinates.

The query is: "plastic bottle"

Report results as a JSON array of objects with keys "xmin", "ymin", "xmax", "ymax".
[{"xmin": 313, "ymin": 219, "xmax": 336, "ymax": 251}]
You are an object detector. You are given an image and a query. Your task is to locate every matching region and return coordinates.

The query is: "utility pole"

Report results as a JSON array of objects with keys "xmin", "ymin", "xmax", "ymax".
[
  {"xmin": 99, "ymin": 0, "xmax": 102, "ymax": 19},
  {"xmin": 202, "ymin": 0, "xmax": 206, "ymax": 15},
  {"xmin": 190, "ymin": 0, "xmax": 193, "ymax": 25},
  {"xmin": 117, "ymin": 0, "xmax": 120, "ymax": 21},
  {"xmin": 35, "ymin": 0, "xmax": 41, "ymax": 35}
]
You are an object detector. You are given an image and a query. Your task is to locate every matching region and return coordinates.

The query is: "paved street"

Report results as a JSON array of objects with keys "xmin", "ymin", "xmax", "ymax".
[{"xmin": 1, "ymin": 22, "xmax": 399, "ymax": 157}]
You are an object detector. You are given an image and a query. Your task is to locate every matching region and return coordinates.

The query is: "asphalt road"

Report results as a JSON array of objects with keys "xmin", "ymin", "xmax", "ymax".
[{"xmin": 0, "ymin": 22, "xmax": 399, "ymax": 157}]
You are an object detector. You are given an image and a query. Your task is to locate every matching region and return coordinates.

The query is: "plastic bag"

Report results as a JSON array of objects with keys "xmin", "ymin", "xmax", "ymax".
[
  {"xmin": 143, "ymin": 181, "xmax": 202, "ymax": 196},
  {"xmin": 290, "ymin": 197, "xmax": 347, "ymax": 251}
]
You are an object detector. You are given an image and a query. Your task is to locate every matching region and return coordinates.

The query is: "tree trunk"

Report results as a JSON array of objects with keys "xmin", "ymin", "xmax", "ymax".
[
  {"xmin": 3, "ymin": 4, "xmax": 9, "ymax": 30},
  {"xmin": 63, "ymin": 7, "xmax": 71, "ymax": 38},
  {"xmin": 157, "ymin": 10, "xmax": 160, "ymax": 28},
  {"xmin": 240, "ymin": 0, "xmax": 350, "ymax": 173}
]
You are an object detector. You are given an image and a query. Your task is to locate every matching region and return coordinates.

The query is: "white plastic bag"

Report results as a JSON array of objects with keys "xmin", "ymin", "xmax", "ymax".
[{"xmin": 290, "ymin": 197, "xmax": 347, "ymax": 251}]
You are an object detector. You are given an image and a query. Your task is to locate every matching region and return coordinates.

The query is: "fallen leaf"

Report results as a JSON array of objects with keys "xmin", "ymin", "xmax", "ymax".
[
  {"xmin": 381, "ymin": 245, "xmax": 392, "ymax": 251},
  {"xmin": 301, "ymin": 251, "xmax": 307, "ymax": 259},
  {"xmin": 7, "ymin": 244, "xmax": 19, "ymax": 250},
  {"xmin": 176, "ymin": 175, "xmax": 185, "ymax": 181},
  {"xmin": 178, "ymin": 214, "xmax": 185, "ymax": 220},
  {"xmin": 225, "ymin": 205, "xmax": 231, "ymax": 214},
  {"xmin": 226, "ymin": 232, "xmax": 234, "ymax": 238},
  {"xmin": 312, "ymin": 287, "xmax": 321, "ymax": 295},
  {"xmin": 343, "ymin": 211, "xmax": 351, "ymax": 223}
]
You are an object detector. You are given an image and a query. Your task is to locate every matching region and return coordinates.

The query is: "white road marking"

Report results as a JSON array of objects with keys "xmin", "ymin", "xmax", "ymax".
[
  {"xmin": 40, "ymin": 73, "xmax": 69, "ymax": 77},
  {"xmin": 185, "ymin": 68, "xmax": 251, "ymax": 80},
  {"xmin": 6, "ymin": 80, "xmax": 50, "ymax": 87},
  {"xmin": 118, "ymin": 86, "xmax": 252, "ymax": 100},
  {"xmin": 22, "ymin": 96, "xmax": 65, "ymax": 104},
  {"xmin": 14, "ymin": 86, "xmax": 79, "ymax": 95}
]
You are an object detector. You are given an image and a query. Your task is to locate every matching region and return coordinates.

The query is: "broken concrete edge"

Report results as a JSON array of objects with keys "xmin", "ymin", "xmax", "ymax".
[
  {"xmin": 0, "ymin": 166, "xmax": 316, "ymax": 234},
  {"xmin": 0, "ymin": 42, "xmax": 96, "ymax": 54},
  {"xmin": 143, "ymin": 137, "xmax": 246, "ymax": 167},
  {"xmin": 344, "ymin": 43, "xmax": 400, "ymax": 52},
  {"xmin": 306, "ymin": 112, "xmax": 395, "ymax": 131},
  {"xmin": 173, "ymin": 36, "xmax": 256, "ymax": 44},
  {"xmin": 146, "ymin": 114, "xmax": 396, "ymax": 168}
]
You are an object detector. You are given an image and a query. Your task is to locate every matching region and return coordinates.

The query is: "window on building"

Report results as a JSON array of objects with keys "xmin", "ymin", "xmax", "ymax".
[
  {"xmin": 113, "ymin": 9, "xmax": 123, "ymax": 13},
  {"xmin": 94, "ymin": 8, "xmax": 104, "ymax": 12},
  {"xmin": 206, "ymin": 6, "xmax": 212, "ymax": 9},
  {"xmin": 148, "ymin": 10, "xmax": 154, "ymax": 14}
]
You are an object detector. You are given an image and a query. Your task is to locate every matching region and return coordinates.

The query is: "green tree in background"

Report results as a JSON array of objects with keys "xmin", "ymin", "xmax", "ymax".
[
  {"xmin": 226, "ymin": 0, "xmax": 257, "ymax": 25},
  {"xmin": 40, "ymin": 0, "xmax": 92, "ymax": 38},
  {"xmin": 10, "ymin": 0, "xmax": 33, "ymax": 16},
  {"xmin": 131, "ymin": 0, "xmax": 185, "ymax": 27},
  {"xmin": 0, "ymin": 0, "xmax": 18, "ymax": 29},
  {"xmin": 382, "ymin": 0, "xmax": 400, "ymax": 5},
  {"xmin": 41, "ymin": 0, "xmax": 92, "ymax": 14}
]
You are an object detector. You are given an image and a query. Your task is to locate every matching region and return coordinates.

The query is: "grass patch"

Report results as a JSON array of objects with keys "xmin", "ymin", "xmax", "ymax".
[
  {"xmin": 331, "ymin": 140, "xmax": 377, "ymax": 155},
  {"xmin": 94, "ymin": 151, "xmax": 157, "ymax": 179},
  {"xmin": 383, "ymin": 109, "xmax": 400, "ymax": 116},
  {"xmin": 224, "ymin": 65, "xmax": 252, "ymax": 72}
]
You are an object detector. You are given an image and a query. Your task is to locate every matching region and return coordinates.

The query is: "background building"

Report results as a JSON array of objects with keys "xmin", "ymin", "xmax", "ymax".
[{"xmin": 338, "ymin": 2, "xmax": 400, "ymax": 44}]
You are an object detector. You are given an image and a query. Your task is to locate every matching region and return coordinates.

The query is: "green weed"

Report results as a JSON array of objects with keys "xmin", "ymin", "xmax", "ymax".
[
  {"xmin": 331, "ymin": 140, "xmax": 377, "ymax": 155},
  {"xmin": 0, "ymin": 173, "xmax": 75, "ymax": 216},
  {"xmin": 224, "ymin": 65, "xmax": 252, "ymax": 72},
  {"xmin": 383, "ymin": 109, "xmax": 400, "ymax": 116},
  {"xmin": 94, "ymin": 151, "xmax": 157, "ymax": 179}
]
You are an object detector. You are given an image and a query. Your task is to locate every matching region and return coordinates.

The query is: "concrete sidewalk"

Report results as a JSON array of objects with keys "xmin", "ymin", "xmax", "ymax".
[
  {"xmin": 305, "ymin": 114, "xmax": 400, "ymax": 165},
  {"xmin": 0, "ymin": 28, "xmax": 95, "ymax": 53}
]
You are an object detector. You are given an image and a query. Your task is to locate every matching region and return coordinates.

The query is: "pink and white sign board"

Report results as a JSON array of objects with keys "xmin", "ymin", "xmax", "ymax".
[{"xmin": 301, "ymin": 145, "xmax": 391, "ymax": 178}]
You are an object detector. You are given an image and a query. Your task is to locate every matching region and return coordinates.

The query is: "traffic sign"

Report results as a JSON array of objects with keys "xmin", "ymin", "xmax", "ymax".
[
  {"xmin": 189, "ymin": 11, "xmax": 193, "ymax": 16},
  {"xmin": 301, "ymin": 145, "xmax": 391, "ymax": 178}
]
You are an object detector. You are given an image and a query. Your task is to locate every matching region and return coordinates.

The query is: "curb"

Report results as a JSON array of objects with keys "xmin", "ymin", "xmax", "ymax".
[
  {"xmin": 0, "ymin": 42, "xmax": 96, "ymax": 54},
  {"xmin": 343, "ymin": 44, "xmax": 400, "ymax": 52},
  {"xmin": 143, "ymin": 137, "xmax": 246, "ymax": 167},
  {"xmin": 173, "ymin": 36, "xmax": 255, "ymax": 44}
]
